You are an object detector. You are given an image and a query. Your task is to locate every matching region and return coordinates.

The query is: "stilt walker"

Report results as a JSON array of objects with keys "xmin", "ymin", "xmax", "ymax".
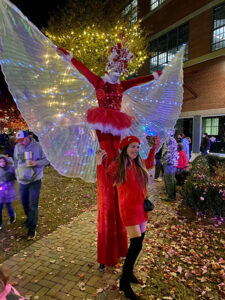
[{"xmin": 56, "ymin": 44, "xmax": 161, "ymax": 267}]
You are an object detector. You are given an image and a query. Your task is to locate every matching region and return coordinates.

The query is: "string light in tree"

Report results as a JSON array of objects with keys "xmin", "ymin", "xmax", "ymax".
[{"xmin": 45, "ymin": 20, "xmax": 148, "ymax": 78}]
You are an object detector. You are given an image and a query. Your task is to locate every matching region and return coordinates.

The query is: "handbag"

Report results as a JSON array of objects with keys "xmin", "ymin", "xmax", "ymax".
[
  {"xmin": 144, "ymin": 197, "xmax": 155, "ymax": 212},
  {"xmin": 131, "ymin": 165, "xmax": 155, "ymax": 212}
]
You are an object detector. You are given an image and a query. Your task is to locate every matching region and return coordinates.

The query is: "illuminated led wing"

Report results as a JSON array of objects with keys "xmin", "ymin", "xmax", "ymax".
[
  {"xmin": 122, "ymin": 48, "xmax": 184, "ymax": 157},
  {"xmin": 0, "ymin": 0, "xmax": 98, "ymax": 182}
]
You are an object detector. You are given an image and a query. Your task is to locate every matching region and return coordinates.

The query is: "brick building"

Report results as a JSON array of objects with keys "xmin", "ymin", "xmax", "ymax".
[{"xmin": 117, "ymin": 0, "xmax": 225, "ymax": 157}]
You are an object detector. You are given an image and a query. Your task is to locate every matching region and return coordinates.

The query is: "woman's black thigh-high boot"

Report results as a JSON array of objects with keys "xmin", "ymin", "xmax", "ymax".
[
  {"xmin": 129, "ymin": 232, "xmax": 146, "ymax": 284},
  {"xmin": 119, "ymin": 235, "xmax": 143, "ymax": 299}
]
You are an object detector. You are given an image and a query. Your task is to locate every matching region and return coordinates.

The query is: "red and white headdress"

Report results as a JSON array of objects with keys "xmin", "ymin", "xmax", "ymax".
[{"xmin": 105, "ymin": 42, "xmax": 134, "ymax": 75}]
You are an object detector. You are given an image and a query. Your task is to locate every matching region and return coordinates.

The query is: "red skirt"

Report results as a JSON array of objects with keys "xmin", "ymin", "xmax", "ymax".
[{"xmin": 87, "ymin": 107, "xmax": 132, "ymax": 135}]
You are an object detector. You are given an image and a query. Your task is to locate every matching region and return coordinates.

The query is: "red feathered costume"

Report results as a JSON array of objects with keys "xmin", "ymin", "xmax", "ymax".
[{"xmin": 57, "ymin": 46, "xmax": 159, "ymax": 266}]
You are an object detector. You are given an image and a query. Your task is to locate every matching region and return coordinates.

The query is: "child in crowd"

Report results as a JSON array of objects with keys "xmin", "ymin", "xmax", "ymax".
[
  {"xmin": 0, "ymin": 265, "xmax": 25, "ymax": 299},
  {"xmin": 0, "ymin": 156, "xmax": 16, "ymax": 229}
]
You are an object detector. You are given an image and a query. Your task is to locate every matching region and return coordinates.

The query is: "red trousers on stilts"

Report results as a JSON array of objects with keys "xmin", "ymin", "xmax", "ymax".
[{"xmin": 96, "ymin": 130, "xmax": 128, "ymax": 266}]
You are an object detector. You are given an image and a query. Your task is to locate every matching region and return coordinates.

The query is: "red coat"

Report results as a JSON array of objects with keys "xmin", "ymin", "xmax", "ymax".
[
  {"xmin": 98, "ymin": 148, "xmax": 155, "ymax": 227},
  {"xmin": 177, "ymin": 150, "xmax": 188, "ymax": 169},
  {"xmin": 97, "ymin": 161, "xmax": 127, "ymax": 266}
]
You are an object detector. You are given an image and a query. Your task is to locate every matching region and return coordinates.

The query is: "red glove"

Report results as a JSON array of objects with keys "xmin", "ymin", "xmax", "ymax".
[
  {"xmin": 157, "ymin": 70, "xmax": 162, "ymax": 77},
  {"xmin": 152, "ymin": 70, "xmax": 162, "ymax": 80},
  {"xmin": 56, "ymin": 46, "xmax": 70, "ymax": 56}
]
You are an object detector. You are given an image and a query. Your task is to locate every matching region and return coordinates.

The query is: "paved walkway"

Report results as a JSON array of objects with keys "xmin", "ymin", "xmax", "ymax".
[{"xmin": 3, "ymin": 177, "xmax": 169, "ymax": 300}]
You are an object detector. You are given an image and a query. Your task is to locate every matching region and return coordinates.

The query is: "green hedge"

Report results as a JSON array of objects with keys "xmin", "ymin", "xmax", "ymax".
[{"xmin": 182, "ymin": 155, "xmax": 225, "ymax": 217}]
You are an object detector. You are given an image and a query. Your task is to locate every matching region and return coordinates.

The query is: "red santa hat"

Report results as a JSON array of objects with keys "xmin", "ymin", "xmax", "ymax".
[{"xmin": 119, "ymin": 136, "xmax": 140, "ymax": 150}]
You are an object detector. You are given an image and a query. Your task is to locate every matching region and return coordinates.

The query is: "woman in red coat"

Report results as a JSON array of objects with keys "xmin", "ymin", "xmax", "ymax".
[
  {"xmin": 96, "ymin": 135, "xmax": 159, "ymax": 300},
  {"xmin": 176, "ymin": 143, "xmax": 189, "ymax": 185},
  {"xmin": 177, "ymin": 143, "xmax": 189, "ymax": 169},
  {"xmin": 56, "ymin": 45, "xmax": 161, "ymax": 269}
]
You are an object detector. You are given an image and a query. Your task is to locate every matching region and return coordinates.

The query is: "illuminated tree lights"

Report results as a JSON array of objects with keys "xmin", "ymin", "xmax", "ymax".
[
  {"xmin": 46, "ymin": 21, "xmax": 149, "ymax": 78},
  {"xmin": 0, "ymin": 92, "xmax": 28, "ymax": 131}
]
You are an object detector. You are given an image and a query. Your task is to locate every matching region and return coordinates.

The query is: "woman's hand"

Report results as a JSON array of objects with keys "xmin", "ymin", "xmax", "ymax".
[
  {"xmin": 152, "ymin": 136, "xmax": 160, "ymax": 149},
  {"xmin": 146, "ymin": 135, "xmax": 160, "ymax": 149},
  {"xmin": 26, "ymin": 160, "xmax": 37, "ymax": 167},
  {"xmin": 96, "ymin": 149, "xmax": 107, "ymax": 165}
]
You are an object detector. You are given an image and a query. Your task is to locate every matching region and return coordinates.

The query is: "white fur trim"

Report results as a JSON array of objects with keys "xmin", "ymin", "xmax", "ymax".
[
  {"xmin": 88, "ymin": 122, "xmax": 130, "ymax": 136},
  {"xmin": 153, "ymin": 71, "xmax": 159, "ymax": 80},
  {"xmin": 102, "ymin": 74, "xmax": 120, "ymax": 84},
  {"xmin": 63, "ymin": 52, "xmax": 73, "ymax": 62}
]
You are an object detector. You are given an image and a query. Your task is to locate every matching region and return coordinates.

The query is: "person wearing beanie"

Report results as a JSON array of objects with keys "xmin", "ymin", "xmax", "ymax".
[
  {"xmin": 200, "ymin": 132, "xmax": 210, "ymax": 155},
  {"xmin": 14, "ymin": 131, "xmax": 49, "ymax": 240},
  {"xmin": 96, "ymin": 135, "xmax": 160, "ymax": 300}
]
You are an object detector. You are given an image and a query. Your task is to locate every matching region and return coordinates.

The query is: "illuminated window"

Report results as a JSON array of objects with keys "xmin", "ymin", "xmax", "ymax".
[
  {"xmin": 202, "ymin": 116, "xmax": 225, "ymax": 154},
  {"xmin": 122, "ymin": 0, "xmax": 138, "ymax": 24},
  {"xmin": 150, "ymin": 0, "xmax": 166, "ymax": 11},
  {"xmin": 202, "ymin": 117, "xmax": 219, "ymax": 136},
  {"xmin": 150, "ymin": 23, "xmax": 189, "ymax": 71},
  {"xmin": 212, "ymin": 3, "xmax": 225, "ymax": 51}
]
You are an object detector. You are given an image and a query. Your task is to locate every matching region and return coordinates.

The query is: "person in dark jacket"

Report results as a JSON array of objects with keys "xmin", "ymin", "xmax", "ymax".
[
  {"xmin": 200, "ymin": 133, "xmax": 210, "ymax": 155},
  {"xmin": 0, "ymin": 156, "xmax": 16, "ymax": 229},
  {"xmin": 154, "ymin": 147, "xmax": 163, "ymax": 181},
  {"xmin": 5, "ymin": 135, "xmax": 16, "ymax": 158}
]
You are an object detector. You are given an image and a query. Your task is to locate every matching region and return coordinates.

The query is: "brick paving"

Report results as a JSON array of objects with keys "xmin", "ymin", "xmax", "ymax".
[
  {"xmin": 2, "ymin": 175, "xmax": 168, "ymax": 300},
  {"xmin": 3, "ymin": 206, "xmax": 123, "ymax": 299}
]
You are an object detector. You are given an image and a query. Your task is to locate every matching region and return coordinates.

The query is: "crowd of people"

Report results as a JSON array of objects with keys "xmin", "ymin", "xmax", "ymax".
[
  {"xmin": 154, "ymin": 131, "xmax": 216, "ymax": 202},
  {"xmin": 0, "ymin": 128, "xmax": 217, "ymax": 299},
  {"xmin": 0, "ymin": 118, "xmax": 216, "ymax": 299},
  {"xmin": 0, "ymin": 129, "xmax": 216, "ymax": 299}
]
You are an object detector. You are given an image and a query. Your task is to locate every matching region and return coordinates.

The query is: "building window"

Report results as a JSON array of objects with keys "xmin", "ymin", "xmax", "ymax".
[
  {"xmin": 202, "ymin": 117, "xmax": 219, "ymax": 136},
  {"xmin": 122, "ymin": 0, "xmax": 138, "ymax": 24},
  {"xmin": 150, "ymin": 0, "xmax": 166, "ymax": 11},
  {"xmin": 202, "ymin": 116, "xmax": 225, "ymax": 154},
  {"xmin": 212, "ymin": 3, "xmax": 225, "ymax": 51},
  {"xmin": 150, "ymin": 23, "xmax": 189, "ymax": 71},
  {"xmin": 175, "ymin": 118, "xmax": 193, "ymax": 139}
]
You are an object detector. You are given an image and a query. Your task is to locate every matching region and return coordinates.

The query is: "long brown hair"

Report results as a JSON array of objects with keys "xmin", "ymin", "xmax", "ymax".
[{"xmin": 116, "ymin": 145, "xmax": 150, "ymax": 186}]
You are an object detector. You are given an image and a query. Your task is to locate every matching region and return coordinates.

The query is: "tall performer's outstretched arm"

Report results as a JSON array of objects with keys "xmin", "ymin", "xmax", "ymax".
[
  {"xmin": 121, "ymin": 70, "xmax": 162, "ymax": 92},
  {"xmin": 56, "ymin": 47, "xmax": 100, "ymax": 88}
]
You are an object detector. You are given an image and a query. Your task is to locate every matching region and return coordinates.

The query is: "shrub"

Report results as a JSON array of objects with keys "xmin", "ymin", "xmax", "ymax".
[{"xmin": 182, "ymin": 155, "xmax": 225, "ymax": 217}]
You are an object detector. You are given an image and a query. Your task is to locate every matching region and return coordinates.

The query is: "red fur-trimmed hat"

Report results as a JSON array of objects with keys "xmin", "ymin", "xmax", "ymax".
[{"xmin": 119, "ymin": 136, "xmax": 140, "ymax": 151}]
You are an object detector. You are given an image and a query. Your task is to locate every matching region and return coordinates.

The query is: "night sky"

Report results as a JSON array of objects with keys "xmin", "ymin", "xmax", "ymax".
[
  {"xmin": 0, "ymin": 0, "xmax": 65, "ymax": 90},
  {"xmin": 10, "ymin": 0, "xmax": 64, "ymax": 28}
]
